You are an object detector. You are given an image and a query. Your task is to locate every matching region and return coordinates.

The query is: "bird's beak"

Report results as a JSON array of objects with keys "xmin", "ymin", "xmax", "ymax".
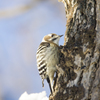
[{"xmin": 59, "ymin": 35, "xmax": 63, "ymax": 37}]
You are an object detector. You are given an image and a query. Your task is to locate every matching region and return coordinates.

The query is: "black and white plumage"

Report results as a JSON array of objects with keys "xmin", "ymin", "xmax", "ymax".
[{"xmin": 36, "ymin": 33, "xmax": 63, "ymax": 93}]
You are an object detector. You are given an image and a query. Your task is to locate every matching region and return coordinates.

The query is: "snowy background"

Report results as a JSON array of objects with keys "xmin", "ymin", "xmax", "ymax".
[
  {"xmin": 19, "ymin": 91, "xmax": 48, "ymax": 100},
  {"xmin": 0, "ymin": 0, "xmax": 66, "ymax": 100}
]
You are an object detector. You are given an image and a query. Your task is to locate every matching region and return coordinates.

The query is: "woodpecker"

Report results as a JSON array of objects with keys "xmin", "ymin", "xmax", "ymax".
[{"xmin": 36, "ymin": 33, "xmax": 63, "ymax": 94}]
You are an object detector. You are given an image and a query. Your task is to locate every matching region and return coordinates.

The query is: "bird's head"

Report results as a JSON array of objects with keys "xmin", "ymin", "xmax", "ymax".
[{"xmin": 42, "ymin": 33, "xmax": 63, "ymax": 45}]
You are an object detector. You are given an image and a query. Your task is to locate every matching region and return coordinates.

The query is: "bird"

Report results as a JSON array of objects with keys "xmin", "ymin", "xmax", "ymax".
[{"xmin": 36, "ymin": 33, "xmax": 63, "ymax": 94}]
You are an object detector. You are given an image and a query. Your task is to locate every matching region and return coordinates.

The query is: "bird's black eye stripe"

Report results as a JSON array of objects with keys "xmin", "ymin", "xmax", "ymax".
[{"xmin": 52, "ymin": 38, "xmax": 57, "ymax": 41}]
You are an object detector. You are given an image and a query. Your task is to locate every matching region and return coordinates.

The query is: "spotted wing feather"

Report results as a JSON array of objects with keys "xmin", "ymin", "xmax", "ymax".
[{"xmin": 36, "ymin": 42, "xmax": 50, "ymax": 86}]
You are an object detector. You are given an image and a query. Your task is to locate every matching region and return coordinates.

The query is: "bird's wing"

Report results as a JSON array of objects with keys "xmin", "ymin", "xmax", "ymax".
[
  {"xmin": 36, "ymin": 42, "xmax": 50, "ymax": 87},
  {"xmin": 36, "ymin": 42, "xmax": 50, "ymax": 76}
]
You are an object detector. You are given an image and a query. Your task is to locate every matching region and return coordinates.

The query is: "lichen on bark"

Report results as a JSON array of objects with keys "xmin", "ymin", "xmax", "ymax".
[{"xmin": 49, "ymin": 0, "xmax": 100, "ymax": 100}]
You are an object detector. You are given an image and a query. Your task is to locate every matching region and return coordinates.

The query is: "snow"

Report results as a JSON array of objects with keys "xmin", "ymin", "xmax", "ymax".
[{"xmin": 19, "ymin": 91, "xmax": 49, "ymax": 100}]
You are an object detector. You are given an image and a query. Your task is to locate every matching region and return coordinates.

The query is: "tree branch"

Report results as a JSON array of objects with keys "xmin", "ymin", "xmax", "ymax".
[{"xmin": 49, "ymin": 0, "xmax": 100, "ymax": 100}]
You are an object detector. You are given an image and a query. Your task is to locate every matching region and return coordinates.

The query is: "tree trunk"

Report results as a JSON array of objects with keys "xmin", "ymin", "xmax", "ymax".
[{"xmin": 49, "ymin": 0, "xmax": 100, "ymax": 100}]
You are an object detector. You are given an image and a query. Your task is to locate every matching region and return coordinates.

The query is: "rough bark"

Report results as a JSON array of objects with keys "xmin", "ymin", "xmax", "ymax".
[{"xmin": 49, "ymin": 0, "xmax": 100, "ymax": 100}]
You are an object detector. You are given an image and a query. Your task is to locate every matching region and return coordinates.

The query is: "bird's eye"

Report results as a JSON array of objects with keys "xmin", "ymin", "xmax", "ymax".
[{"xmin": 51, "ymin": 34, "xmax": 54, "ymax": 37}]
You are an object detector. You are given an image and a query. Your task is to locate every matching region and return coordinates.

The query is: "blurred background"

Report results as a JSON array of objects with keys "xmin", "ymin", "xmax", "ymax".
[{"xmin": 0, "ymin": 0, "xmax": 66, "ymax": 100}]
